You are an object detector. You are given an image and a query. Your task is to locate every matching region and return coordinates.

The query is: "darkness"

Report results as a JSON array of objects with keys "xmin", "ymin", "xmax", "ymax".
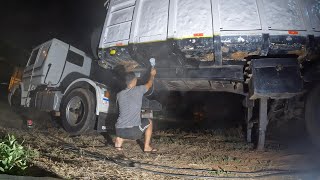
[
  {"xmin": 154, "ymin": 91, "xmax": 245, "ymax": 130},
  {"xmin": 0, "ymin": 0, "xmax": 106, "ymax": 85}
]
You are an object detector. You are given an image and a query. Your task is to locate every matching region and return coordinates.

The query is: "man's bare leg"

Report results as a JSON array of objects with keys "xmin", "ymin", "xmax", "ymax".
[
  {"xmin": 144, "ymin": 119, "xmax": 157, "ymax": 152},
  {"xmin": 115, "ymin": 137, "xmax": 124, "ymax": 150}
]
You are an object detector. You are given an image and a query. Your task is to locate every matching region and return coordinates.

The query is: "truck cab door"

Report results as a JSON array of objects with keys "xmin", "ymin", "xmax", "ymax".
[
  {"xmin": 23, "ymin": 42, "xmax": 51, "ymax": 86},
  {"xmin": 24, "ymin": 40, "xmax": 69, "ymax": 86},
  {"xmin": 43, "ymin": 41, "xmax": 69, "ymax": 85},
  {"xmin": 22, "ymin": 47, "xmax": 41, "ymax": 99}
]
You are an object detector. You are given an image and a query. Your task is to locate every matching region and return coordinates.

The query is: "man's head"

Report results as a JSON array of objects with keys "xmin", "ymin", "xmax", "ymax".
[{"xmin": 125, "ymin": 72, "xmax": 137, "ymax": 88}]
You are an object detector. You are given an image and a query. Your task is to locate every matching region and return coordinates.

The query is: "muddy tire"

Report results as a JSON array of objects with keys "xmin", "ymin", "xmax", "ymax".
[
  {"xmin": 305, "ymin": 84, "xmax": 320, "ymax": 148},
  {"xmin": 61, "ymin": 88, "xmax": 96, "ymax": 136}
]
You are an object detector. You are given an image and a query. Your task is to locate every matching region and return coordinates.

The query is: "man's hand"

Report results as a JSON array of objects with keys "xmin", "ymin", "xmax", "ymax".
[{"xmin": 150, "ymin": 68, "xmax": 157, "ymax": 77}]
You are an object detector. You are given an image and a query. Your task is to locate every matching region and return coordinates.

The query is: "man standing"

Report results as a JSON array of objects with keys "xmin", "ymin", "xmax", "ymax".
[{"xmin": 115, "ymin": 68, "xmax": 157, "ymax": 152}]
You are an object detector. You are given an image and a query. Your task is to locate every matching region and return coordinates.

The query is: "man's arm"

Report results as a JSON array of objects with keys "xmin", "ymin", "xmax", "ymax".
[{"xmin": 145, "ymin": 68, "xmax": 157, "ymax": 91}]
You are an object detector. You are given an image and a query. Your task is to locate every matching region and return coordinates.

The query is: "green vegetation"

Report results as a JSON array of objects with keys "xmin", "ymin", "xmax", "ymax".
[{"xmin": 0, "ymin": 134, "xmax": 38, "ymax": 175}]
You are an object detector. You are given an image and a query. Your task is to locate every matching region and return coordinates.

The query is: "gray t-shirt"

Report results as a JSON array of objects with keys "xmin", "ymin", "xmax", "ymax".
[{"xmin": 116, "ymin": 85, "xmax": 148, "ymax": 128}]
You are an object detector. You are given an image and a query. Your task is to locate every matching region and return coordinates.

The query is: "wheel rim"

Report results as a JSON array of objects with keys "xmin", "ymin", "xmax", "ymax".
[{"xmin": 66, "ymin": 96, "xmax": 85, "ymax": 126}]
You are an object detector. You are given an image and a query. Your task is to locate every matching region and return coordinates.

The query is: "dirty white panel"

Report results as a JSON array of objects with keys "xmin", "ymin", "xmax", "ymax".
[
  {"xmin": 110, "ymin": 0, "xmax": 136, "ymax": 12},
  {"xmin": 101, "ymin": 0, "xmax": 136, "ymax": 47},
  {"xmin": 219, "ymin": 0, "xmax": 261, "ymax": 30},
  {"xmin": 308, "ymin": 0, "xmax": 320, "ymax": 31},
  {"xmin": 108, "ymin": 7, "xmax": 134, "ymax": 26},
  {"xmin": 173, "ymin": 0, "xmax": 213, "ymax": 38},
  {"xmin": 262, "ymin": 0, "xmax": 306, "ymax": 30},
  {"xmin": 134, "ymin": 0, "xmax": 169, "ymax": 43},
  {"xmin": 104, "ymin": 22, "xmax": 132, "ymax": 43}
]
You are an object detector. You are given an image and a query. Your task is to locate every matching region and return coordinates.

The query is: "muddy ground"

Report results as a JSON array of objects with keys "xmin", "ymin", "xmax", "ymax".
[{"xmin": 0, "ymin": 94, "xmax": 319, "ymax": 180}]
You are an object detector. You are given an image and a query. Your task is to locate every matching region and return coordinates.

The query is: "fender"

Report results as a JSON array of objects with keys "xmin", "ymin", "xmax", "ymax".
[{"xmin": 63, "ymin": 78, "xmax": 109, "ymax": 115}]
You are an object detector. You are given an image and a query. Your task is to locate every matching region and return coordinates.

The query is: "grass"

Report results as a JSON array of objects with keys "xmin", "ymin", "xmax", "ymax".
[{"xmin": 0, "ymin": 134, "xmax": 39, "ymax": 175}]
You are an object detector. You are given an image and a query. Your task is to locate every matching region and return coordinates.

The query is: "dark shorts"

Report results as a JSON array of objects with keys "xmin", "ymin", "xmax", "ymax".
[{"xmin": 116, "ymin": 119, "xmax": 151, "ymax": 140}]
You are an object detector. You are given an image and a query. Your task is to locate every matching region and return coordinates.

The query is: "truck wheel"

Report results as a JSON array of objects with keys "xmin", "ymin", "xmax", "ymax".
[
  {"xmin": 305, "ymin": 84, "xmax": 320, "ymax": 148},
  {"xmin": 61, "ymin": 88, "xmax": 96, "ymax": 135}
]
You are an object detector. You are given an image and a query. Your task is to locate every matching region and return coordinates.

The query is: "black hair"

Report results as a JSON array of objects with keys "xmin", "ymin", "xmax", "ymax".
[{"xmin": 125, "ymin": 72, "xmax": 136, "ymax": 86}]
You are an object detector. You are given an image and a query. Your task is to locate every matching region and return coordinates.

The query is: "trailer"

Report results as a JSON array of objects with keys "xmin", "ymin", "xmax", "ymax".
[{"xmin": 97, "ymin": 0, "xmax": 320, "ymax": 149}]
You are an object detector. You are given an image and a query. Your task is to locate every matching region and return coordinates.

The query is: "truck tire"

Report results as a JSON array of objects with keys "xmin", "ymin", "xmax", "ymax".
[
  {"xmin": 61, "ymin": 88, "xmax": 96, "ymax": 135},
  {"xmin": 305, "ymin": 84, "xmax": 320, "ymax": 148}
]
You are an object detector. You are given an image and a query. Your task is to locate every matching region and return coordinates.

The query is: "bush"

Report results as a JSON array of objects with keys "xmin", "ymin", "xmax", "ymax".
[{"xmin": 0, "ymin": 134, "xmax": 38, "ymax": 175}]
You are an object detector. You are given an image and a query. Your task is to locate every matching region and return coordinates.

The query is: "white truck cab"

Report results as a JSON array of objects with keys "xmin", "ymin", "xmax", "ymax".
[
  {"xmin": 21, "ymin": 39, "xmax": 92, "ymax": 106},
  {"xmin": 9, "ymin": 38, "xmax": 161, "ymax": 135},
  {"xmin": 11, "ymin": 39, "xmax": 111, "ymax": 135}
]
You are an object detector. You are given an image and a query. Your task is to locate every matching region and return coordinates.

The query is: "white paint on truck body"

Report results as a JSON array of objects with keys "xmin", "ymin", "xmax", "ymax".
[
  {"xmin": 263, "ymin": 0, "xmax": 306, "ymax": 30},
  {"xmin": 170, "ymin": 0, "xmax": 213, "ymax": 38},
  {"xmin": 99, "ymin": 0, "xmax": 320, "ymax": 49},
  {"xmin": 132, "ymin": 0, "xmax": 169, "ymax": 43},
  {"xmin": 219, "ymin": 0, "xmax": 262, "ymax": 30}
]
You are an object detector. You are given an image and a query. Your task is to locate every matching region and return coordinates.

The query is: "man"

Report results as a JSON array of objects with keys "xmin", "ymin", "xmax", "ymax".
[{"xmin": 115, "ymin": 68, "xmax": 157, "ymax": 152}]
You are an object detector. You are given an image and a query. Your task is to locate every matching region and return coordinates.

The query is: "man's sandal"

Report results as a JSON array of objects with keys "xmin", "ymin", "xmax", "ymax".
[
  {"xmin": 144, "ymin": 148, "xmax": 158, "ymax": 153},
  {"xmin": 115, "ymin": 146, "xmax": 123, "ymax": 151}
]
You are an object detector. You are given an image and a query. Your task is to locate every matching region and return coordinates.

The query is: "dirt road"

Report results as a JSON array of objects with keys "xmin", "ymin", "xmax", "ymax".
[{"xmin": 0, "ymin": 99, "xmax": 319, "ymax": 179}]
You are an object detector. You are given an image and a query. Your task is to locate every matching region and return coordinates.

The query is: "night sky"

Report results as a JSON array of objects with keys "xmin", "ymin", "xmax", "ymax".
[{"xmin": 0, "ymin": 0, "xmax": 106, "ymax": 83}]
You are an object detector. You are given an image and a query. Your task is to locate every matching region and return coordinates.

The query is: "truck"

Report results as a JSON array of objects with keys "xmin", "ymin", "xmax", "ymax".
[
  {"xmin": 8, "ymin": 39, "xmax": 160, "ymax": 135},
  {"xmin": 10, "ymin": 0, "xmax": 320, "ymax": 150},
  {"xmin": 97, "ymin": 0, "xmax": 320, "ymax": 150}
]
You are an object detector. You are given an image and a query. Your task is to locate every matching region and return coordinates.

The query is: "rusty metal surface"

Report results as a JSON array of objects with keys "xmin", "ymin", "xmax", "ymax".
[{"xmin": 160, "ymin": 80, "xmax": 244, "ymax": 94}]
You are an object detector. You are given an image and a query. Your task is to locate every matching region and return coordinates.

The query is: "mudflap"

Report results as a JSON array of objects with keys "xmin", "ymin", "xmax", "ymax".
[
  {"xmin": 97, "ymin": 112, "xmax": 108, "ymax": 133},
  {"xmin": 247, "ymin": 58, "xmax": 303, "ymax": 150},
  {"xmin": 249, "ymin": 58, "xmax": 303, "ymax": 100}
]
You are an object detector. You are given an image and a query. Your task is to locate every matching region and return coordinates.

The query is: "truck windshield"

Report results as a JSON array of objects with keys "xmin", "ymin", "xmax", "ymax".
[{"xmin": 28, "ymin": 48, "xmax": 40, "ymax": 66}]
